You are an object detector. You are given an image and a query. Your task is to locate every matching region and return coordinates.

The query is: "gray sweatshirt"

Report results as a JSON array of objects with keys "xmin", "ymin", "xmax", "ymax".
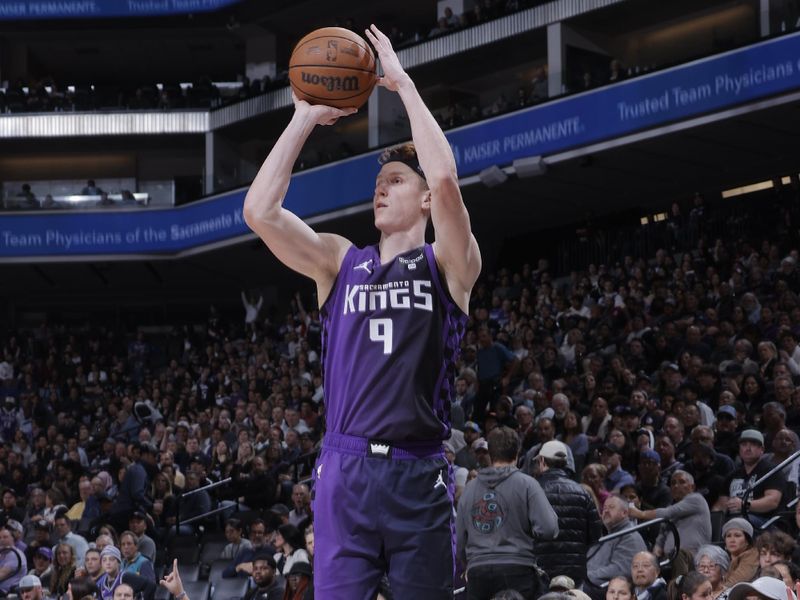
[
  {"xmin": 654, "ymin": 492, "xmax": 711, "ymax": 555},
  {"xmin": 456, "ymin": 465, "xmax": 559, "ymax": 571},
  {"xmin": 586, "ymin": 518, "xmax": 647, "ymax": 586}
]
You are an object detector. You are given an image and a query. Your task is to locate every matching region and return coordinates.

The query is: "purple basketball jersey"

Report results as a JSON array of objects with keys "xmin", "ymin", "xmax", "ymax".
[{"xmin": 320, "ymin": 243, "xmax": 467, "ymax": 441}]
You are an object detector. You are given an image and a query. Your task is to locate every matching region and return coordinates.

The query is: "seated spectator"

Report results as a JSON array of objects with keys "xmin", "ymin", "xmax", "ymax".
[
  {"xmin": 726, "ymin": 577, "xmax": 795, "ymax": 600},
  {"xmin": 243, "ymin": 552, "xmax": 284, "ymax": 600},
  {"xmin": 65, "ymin": 479, "xmax": 94, "ymax": 520},
  {"xmin": 585, "ymin": 496, "xmax": 646, "ymax": 592},
  {"xmin": 582, "ymin": 463, "xmax": 610, "ymax": 511},
  {"xmin": 96, "ymin": 545, "xmax": 155, "ymax": 600},
  {"xmin": 630, "ymin": 551, "xmax": 666, "ymax": 600},
  {"xmin": 53, "ymin": 514, "xmax": 89, "ymax": 568},
  {"xmin": 16, "ymin": 184, "xmax": 38, "ymax": 209},
  {"xmin": 127, "ymin": 512, "xmax": 155, "ymax": 563},
  {"xmin": 666, "ymin": 572, "xmax": 712, "ymax": 600},
  {"xmin": 273, "ymin": 524, "xmax": 308, "ymax": 577},
  {"xmin": 754, "ymin": 530, "xmax": 796, "ymax": 572},
  {"xmin": 721, "ymin": 429, "xmax": 786, "ymax": 529},
  {"xmin": 284, "ymin": 561, "xmax": 313, "ymax": 600},
  {"xmin": 82, "ymin": 547, "xmax": 103, "ymax": 583},
  {"xmin": 694, "ymin": 545, "xmax": 730, "ymax": 600},
  {"xmin": 221, "ymin": 518, "xmax": 253, "ymax": 561},
  {"xmin": 288, "ymin": 484, "xmax": 311, "ymax": 529},
  {"xmin": 722, "ymin": 518, "xmax": 759, "ymax": 587},
  {"xmin": 0, "ymin": 525, "xmax": 27, "ymax": 593},
  {"xmin": 629, "ymin": 470, "xmax": 711, "ymax": 559},
  {"xmin": 119, "ymin": 531, "xmax": 155, "ymax": 581},
  {"xmin": 28, "ymin": 546, "xmax": 52, "ymax": 588},
  {"xmin": 605, "ymin": 575, "xmax": 635, "ymax": 600},
  {"xmin": 226, "ymin": 518, "xmax": 276, "ymax": 578},
  {"xmin": 50, "ymin": 543, "xmax": 76, "ymax": 598},
  {"xmin": 599, "ymin": 443, "xmax": 634, "ymax": 492}
]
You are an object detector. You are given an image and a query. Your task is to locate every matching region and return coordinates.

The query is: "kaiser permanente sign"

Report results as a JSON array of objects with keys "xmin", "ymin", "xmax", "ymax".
[{"xmin": 2, "ymin": 31, "xmax": 800, "ymax": 261}]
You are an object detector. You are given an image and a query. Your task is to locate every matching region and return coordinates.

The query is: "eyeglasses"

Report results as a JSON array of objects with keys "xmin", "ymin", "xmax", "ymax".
[{"xmin": 697, "ymin": 562, "xmax": 719, "ymax": 571}]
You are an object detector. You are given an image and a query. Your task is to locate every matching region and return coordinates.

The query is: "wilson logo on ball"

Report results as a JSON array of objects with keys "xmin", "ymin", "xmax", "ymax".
[{"xmin": 301, "ymin": 72, "xmax": 360, "ymax": 92}]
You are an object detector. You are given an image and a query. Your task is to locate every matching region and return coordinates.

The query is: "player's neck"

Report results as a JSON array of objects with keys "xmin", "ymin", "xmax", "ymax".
[{"xmin": 378, "ymin": 229, "xmax": 424, "ymax": 264}]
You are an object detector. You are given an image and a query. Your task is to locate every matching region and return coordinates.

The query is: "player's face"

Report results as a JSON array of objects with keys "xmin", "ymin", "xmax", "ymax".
[{"xmin": 373, "ymin": 163, "xmax": 429, "ymax": 233}]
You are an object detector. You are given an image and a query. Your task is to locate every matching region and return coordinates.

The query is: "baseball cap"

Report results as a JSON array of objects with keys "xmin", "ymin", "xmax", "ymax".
[
  {"xmin": 34, "ymin": 520, "xmax": 50, "ymax": 531},
  {"xmin": 739, "ymin": 429, "xmax": 764, "ymax": 446},
  {"xmin": 34, "ymin": 547, "xmax": 52, "ymax": 560},
  {"xmin": 463, "ymin": 421, "xmax": 482, "ymax": 434},
  {"xmin": 728, "ymin": 577, "xmax": 792, "ymax": 600},
  {"xmin": 661, "ymin": 361, "xmax": 680, "ymax": 372},
  {"xmin": 639, "ymin": 449, "xmax": 661, "ymax": 465},
  {"xmin": 19, "ymin": 575, "xmax": 41, "ymax": 590},
  {"xmin": 717, "ymin": 405, "xmax": 737, "ymax": 420},
  {"xmin": 6, "ymin": 519, "xmax": 23, "ymax": 534},
  {"xmin": 472, "ymin": 438, "xmax": 489, "ymax": 452},
  {"xmin": 443, "ymin": 441, "xmax": 455, "ymax": 454},
  {"xmin": 129, "ymin": 511, "xmax": 147, "ymax": 521},
  {"xmin": 550, "ymin": 576, "xmax": 576, "ymax": 591},
  {"xmin": 539, "ymin": 441, "xmax": 569, "ymax": 461}
]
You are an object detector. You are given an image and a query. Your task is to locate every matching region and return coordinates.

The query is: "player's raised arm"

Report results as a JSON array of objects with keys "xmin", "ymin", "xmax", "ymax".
[
  {"xmin": 243, "ymin": 95, "xmax": 357, "ymax": 289},
  {"xmin": 365, "ymin": 24, "xmax": 481, "ymax": 310}
]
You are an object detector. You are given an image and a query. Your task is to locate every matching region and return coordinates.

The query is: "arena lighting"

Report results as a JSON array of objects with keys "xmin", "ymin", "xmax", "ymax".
[
  {"xmin": 513, "ymin": 155, "xmax": 547, "ymax": 178},
  {"xmin": 478, "ymin": 165, "xmax": 508, "ymax": 188},
  {"xmin": 721, "ymin": 180, "xmax": 774, "ymax": 199}
]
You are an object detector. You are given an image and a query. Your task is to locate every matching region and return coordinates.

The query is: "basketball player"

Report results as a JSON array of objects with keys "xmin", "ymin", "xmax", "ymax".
[{"xmin": 243, "ymin": 24, "xmax": 481, "ymax": 599}]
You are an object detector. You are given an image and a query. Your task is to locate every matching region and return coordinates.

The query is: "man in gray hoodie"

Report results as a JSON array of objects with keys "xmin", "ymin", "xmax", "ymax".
[{"xmin": 456, "ymin": 425, "xmax": 559, "ymax": 600}]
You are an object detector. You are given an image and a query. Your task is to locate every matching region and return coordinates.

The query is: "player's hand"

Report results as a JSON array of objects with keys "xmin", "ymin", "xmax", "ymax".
[
  {"xmin": 160, "ymin": 559, "xmax": 185, "ymax": 596},
  {"xmin": 292, "ymin": 91, "xmax": 357, "ymax": 126},
  {"xmin": 365, "ymin": 24, "xmax": 412, "ymax": 92}
]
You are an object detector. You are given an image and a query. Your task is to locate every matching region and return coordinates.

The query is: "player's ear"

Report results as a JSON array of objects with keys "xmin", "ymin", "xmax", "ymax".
[{"xmin": 421, "ymin": 191, "xmax": 432, "ymax": 210}]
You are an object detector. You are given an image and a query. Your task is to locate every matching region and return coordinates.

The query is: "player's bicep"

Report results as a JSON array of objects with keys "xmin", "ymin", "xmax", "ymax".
[
  {"xmin": 430, "ymin": 178, "xmax": 481, "ymax": 292},
  {"xmin": 248, "ymin": 207, "xmax": 349, "ymax": 282}
]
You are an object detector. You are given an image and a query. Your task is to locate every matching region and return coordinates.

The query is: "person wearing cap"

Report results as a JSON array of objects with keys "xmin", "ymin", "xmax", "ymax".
[
  {"xmin": 630, "ymin": 551, "xmax": 666, "ymax": 600},
  {"xmin": 18, "ymin": 574, "xmax": 43, "ymax": 600},
  {"xmin": 585, "ymin": 496, "xmax": 646, "ymax": 593},
  {"xmin": 721, "ymin": 518, "xmax": 759, "ymax": 587},
  {"xmin": 637, "ymin": 449, "xmax": 671, "ymax": 511},
  {"xmin": 0, "ymin": 524, "xmax": 27, "ymax": 593},
  {"xmin": 28, "ymin": 546, "xmax": 53, "ymax": 588},
  {"xmin": 6, "ymin": 518, "xmax": 26, "ymax": 553},
  {"xmin": 97, "ymin": 545, "xmax": 156, "ymax": 600},
  {"xmin": 127, "ymin": 512, "xmax": 155, "ymax": 563},
  {"xmin": 629, "ymin": 470, "xmax": 711, "ymax": 564},
  {"xmin": 599, "ymin": 443, "xmax": 634, "ymax": 492},
  {"xmin": 721, "ymin": 429, "xmax": 787, "ymax": 528},
  {"xmin": 455, "ymin": 421, "xmax": 483, "ymax": 471},
  {"xmin": 531, "ymin": 440, "xmax": 602, "ymax": 588},
  {"xmin": 456, "ymin": 426, "xmax": 558, "ymax": 599},
  {"xmin": 243, "ymin": 552, "xmax": 285, "ymax": 600},
  {"xmin": 727, "ymin": 576, "xmax": 795, "ymax": 600}
]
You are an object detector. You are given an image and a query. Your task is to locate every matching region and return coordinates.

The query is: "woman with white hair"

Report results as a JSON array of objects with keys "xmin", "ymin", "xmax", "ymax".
[{"xmin": 694, "ymin": 545, "xmax": 730, "ymax": 599}]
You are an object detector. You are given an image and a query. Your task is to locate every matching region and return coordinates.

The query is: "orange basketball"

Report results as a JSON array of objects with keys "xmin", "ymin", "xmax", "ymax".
[{"xmin": 289, "ymin": 27, "xmax": 377, "ymax": 109}]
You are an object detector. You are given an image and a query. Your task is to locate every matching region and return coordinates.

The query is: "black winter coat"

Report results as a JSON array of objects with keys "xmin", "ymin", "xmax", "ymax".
[{"xmin": 534, "ymin": 468, "xmax": 603, "ymax": 585}]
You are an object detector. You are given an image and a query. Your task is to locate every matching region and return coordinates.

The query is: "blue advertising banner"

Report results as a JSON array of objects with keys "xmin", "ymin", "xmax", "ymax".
[
  {"xmin": 0, "ymin": 0, "xmax": 240, "ymax": 20},
  {"xmin": 2, "ymin": 31, "xmax": 800, "ymax": 260}
]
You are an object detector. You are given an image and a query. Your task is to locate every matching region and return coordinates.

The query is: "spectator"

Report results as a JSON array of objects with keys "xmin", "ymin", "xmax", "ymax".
[
  {"xmin": 721, "ymin": 518, "xmax": 759, "ymax": 587},
  {"xmin": 629, "ymin": 470, "xmax": 711, "ymax": 560},
  {"xmin": 127, "ymin": 512, "xmax": 155, "ymax": 563},
  {"xmin": 80, "ymin": 180, "xmax": 103, "ymax": 195},
  {"xmin": 606, "ymin": 576, "xmax": 635, "ymax": 600},
  {"xmin": 28, "ymin": 547, "xmax": 52, "ymax": 588},
  {"xmin": 50, "ymin": 543, "xmax": 76, "ymax": 598},
  {"xmin": 0, "ymin": 525, "xmax": 27, "ymax": 593},
  {"xmin": 585, "ymin": 496, "xmax": 647, "ymax": 592},
  {"xmin": 694, "ymin": 545, "xmax": 730, "ymax": 600},
  {"xmin": 666, "ymin": 572, "xmax": 712, "ymax": 600},
  {"xmin": 754, "ymin": 530, "xmax": 795, "ymax": 571},
  {"xmin": 18, "ymin": 574, "xmax": 44, "ymax": 600},
  {"xmin": 283, "ymin": 560, "xmax": 313, "ymax": 600},
  {"xmin": 16, "ymin": 184, "xmax": 38, "ymax": 210},
  {"xmin": 221, "ymin": 519, "xmax": 253, "ymax": 561},
  {"xmin": 243, "ymin": 552, "xmax": 284, "ymax": 600},
  {"xmin": 721, "ymin": 429, "xmax": 786, "ymax": 528},
  {"xmin": 288, "ymin": 484, "xmax": 311, "ymax": 529},
  {"xmin": 53, "ymin": 515, "xmax": 89, "ymax": 568},
  {"xmin": 726, "ymin": 577, "xmax": 794, "ymax": 600},
  {"xmin": 273, "ymin": 524, "xmax": 308, "ymax": 578},
  {"xmin": 96, "ymin": 545, "xmax": 155, "ymax": 600},
  {"xmin": 111, "ymin": 444, "xmax": 156, "ymax": 530},
  {"xmin": 532, "ymin": 440, "xmax": 602, "ymax": 587},
  {"xmin": 82, "ymin": 547, "xmax": 103, "ymax": 583},
  {"xmin": 119, "ymin": 531, "xmax": 155, "ymax": 581},
  {"xmin": 630, "ymin": 552, "xmax": 666, "ymax": 600},
  {"xmin": 65, "ymin": 480, "xmax": 93, "ymax": 521},
  {"xmin": 599, "ymin": 443, "xmax": 634, "ymax": 492},
  {"xmin": 457, "ymin": 426, "xmax": 558, "ymax": 599}
]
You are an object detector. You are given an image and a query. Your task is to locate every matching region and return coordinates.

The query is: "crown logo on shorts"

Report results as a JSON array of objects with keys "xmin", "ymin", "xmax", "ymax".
[{"xmin": 369, "ymin": 442, "xmax": 390, "ymax": 456}]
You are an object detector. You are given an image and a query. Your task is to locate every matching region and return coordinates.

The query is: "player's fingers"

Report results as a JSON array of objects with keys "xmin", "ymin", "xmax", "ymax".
[{"xmin": 364, "ymin": 28, "xmax": 378, "ymax": 47}]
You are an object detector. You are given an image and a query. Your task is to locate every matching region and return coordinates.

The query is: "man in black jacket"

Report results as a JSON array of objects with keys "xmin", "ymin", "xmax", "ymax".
[{"xmin": 532, "ymin": 440, "xmax": 603, "ymax": 587}]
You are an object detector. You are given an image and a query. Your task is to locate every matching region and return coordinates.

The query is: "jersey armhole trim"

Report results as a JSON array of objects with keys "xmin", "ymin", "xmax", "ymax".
[{"xmin": 425, "ymin": 243, "xmax": 468, "ymax": 319}]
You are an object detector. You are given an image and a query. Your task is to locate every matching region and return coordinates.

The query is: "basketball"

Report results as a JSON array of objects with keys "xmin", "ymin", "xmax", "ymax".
[{"xmin": 289, "ymin": 27, "xmax": 377, "ymax": 109}]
